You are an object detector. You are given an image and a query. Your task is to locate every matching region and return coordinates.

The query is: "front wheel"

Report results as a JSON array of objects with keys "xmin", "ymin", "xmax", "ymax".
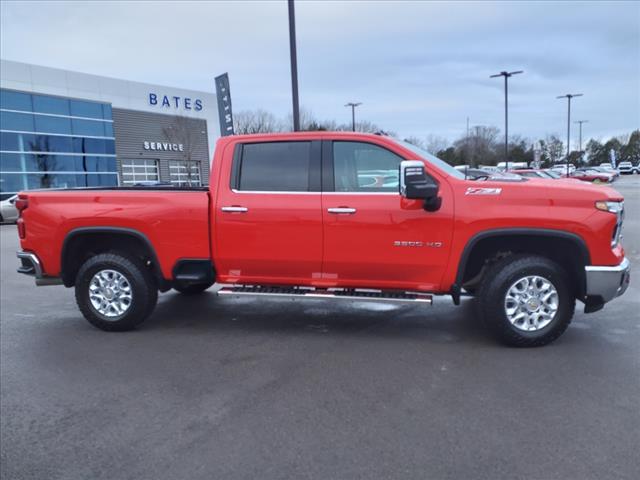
[
  {"xmin": 477, "ymin": 255, "xmax": 575, "ymax": 347},
  {"xmin": 75, "ymin": 253, "xmax": 158, "ymax": 331}
]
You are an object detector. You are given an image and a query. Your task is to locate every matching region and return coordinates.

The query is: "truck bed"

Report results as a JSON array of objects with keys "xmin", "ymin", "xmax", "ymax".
[{"xmin": 18, "ymin": 188, "xmax": 211, "ymax": 280}]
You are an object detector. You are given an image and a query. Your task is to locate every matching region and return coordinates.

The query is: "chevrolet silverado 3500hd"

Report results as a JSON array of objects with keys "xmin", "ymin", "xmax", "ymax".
[{"xmin": 15, "ymin": 132, "xmax": 630, "ymax": 346}]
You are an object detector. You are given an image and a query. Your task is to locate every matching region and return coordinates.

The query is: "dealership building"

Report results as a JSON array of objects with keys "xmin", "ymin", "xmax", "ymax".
[{"xmin": 0, "ymin": 60, "xmax": 219, "ymax": 200}]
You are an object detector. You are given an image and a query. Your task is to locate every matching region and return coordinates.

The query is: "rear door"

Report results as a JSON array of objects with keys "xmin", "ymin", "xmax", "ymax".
[
  {"xmin": 321, "ymin": 139, "xmax": 454, "ymax": 291},
  {"xmin": 214, "ymin": 140, "xmax": 323, "ymax": 285}
]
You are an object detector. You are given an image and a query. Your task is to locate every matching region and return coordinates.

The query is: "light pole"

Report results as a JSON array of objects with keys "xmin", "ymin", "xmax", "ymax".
[
  {"xmin": 557, "ymin": 93, "xmax": 583, "ymax": 176},
  {"xmin": 574, "ymin": 119, "xmax": 588, "ymax": 159},
  {"xmin": 345, "ymin": 102, "xmax": 362, "ymax": 132},
  {"xmin": 490, "ymin": 70, "xmax": 523, "ymax": 171},
  {"xmin": 288, "ymin": 0, "xmax": 300, "ymax": 131}
]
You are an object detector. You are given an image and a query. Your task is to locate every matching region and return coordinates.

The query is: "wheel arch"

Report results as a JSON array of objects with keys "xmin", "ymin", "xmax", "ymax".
[
  {"xmin": 454, "ymin": 228, "xmax": 591, "ymax": 302},
  {"xmin": 61, "ymin": 227, "xmax": 166, "ymax": 289}
]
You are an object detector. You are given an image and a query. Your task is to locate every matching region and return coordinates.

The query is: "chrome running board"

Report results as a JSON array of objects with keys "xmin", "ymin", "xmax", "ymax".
[{"xmin": 217, "ymin": 285, "xmax": 432, "ymax": 304}]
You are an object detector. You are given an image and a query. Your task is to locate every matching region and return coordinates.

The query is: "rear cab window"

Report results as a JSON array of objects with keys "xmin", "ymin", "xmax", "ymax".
[{"xmin": 232, "ymin": 141, "xmax": 320, "ymax": 192}]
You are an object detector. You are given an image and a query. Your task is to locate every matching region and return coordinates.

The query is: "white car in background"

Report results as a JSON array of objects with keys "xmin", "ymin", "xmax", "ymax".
[
  {"xmin": 617, "ymin": 161, "xmax": 639, "ymax": 174},
  {"xmin": 550, "ymin": 163, "xmax": 576, "ymax": 176},
  {"xmin": 0, "ymin": 195, "xmax": 19, "ymax": 223}
]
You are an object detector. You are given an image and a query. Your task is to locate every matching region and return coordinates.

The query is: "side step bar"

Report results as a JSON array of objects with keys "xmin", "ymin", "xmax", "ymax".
[{"xmin": 217, "ymin": 285, "xmax": 432, "ymax": 304}]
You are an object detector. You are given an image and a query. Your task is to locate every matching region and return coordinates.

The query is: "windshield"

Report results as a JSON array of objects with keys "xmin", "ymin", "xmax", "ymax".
[
  {"xmin": 395, "ymin": 139, "xmax": 466, "ymax": 179},
  {"xmin": 545, "ymin": 170, "xmax": 561, "ymax": 179}
]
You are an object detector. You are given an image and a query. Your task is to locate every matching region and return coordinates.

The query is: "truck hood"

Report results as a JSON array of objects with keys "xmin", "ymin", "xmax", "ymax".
[
  {"xmin": 460, "ymin": 176, "xmax": 623, "ymax": 205},
  {"xmin": 534, "ymin": 177, "xmax": 623, "ymax": 202}
]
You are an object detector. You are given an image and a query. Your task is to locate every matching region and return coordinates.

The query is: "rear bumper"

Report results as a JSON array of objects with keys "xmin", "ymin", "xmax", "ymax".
[
  {"xmin": 585, "ymin": 257, "xmax": 630, "ymax": 303},
  {"xmin": 16, "ymin": 251, "xmax": 62, "ymax": 286}
]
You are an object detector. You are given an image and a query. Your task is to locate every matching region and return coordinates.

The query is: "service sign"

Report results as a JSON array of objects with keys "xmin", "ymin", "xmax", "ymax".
[{"xmin": 143, "ymin": 141, "xmax": 184, "ymax": 152}]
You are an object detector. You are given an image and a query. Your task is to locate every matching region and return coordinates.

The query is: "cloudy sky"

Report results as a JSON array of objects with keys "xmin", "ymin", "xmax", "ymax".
[{"xmin": 1, "ymin": 0, "xmax": 638, "ymax": 146}]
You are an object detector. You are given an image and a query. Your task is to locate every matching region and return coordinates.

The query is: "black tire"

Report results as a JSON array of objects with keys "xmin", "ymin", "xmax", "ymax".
[
  {"xmin": 75, "ymin": 253, "xmax": 158, "ymax": 331},
  {"xmin": 477, "ymin": 254, "xmax": 575, "ymax": 347},
  {"xmin": 173, "ymin": 282, "xmax": 213, "ymax": 295}
]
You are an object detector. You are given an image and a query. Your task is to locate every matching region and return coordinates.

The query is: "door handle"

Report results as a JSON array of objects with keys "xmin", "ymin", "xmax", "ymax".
[
  {"xmin": 327, "ymin": 207, "xmax": 356, "ymax": 214},
  {"xmin": 221, "ymin": 206, "xmax": 248, "ymax": 213}
]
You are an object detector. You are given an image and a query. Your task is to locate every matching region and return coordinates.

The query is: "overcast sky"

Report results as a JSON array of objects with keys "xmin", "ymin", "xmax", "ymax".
[{"xmin": 1, "ymin": 0, "xmax": 638, "ymax": 146}]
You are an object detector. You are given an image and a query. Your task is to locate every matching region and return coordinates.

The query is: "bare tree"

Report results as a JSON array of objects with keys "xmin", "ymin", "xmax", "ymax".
[
  {"xmin": 233, "ymin": 109, "xmax": 282, "ymax": 134},
  {"xmin": 454, "ymin": 125, "xmax": 500, "ymax": 166},
  {"xmin": 163, "ymin": 116, "xmax": 204, "ymax": 186},
  {"xmin": 539, "ymin": 134, "xmax": 564, "ymax": 165},
  {"xmin": 29, "ymin": 136, "xmax": 57, "ymax": 188},
  {"xmin": 424, "ymin": 134, "xmax": 449, "ymax": 154},
  {"xmin": 403, "ymin": 136, "xmax": 427, "ymax": 149}
]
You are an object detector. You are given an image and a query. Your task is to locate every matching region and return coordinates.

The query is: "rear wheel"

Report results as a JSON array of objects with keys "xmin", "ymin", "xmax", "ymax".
[
  {"xmin": 75, "ymin": 253, "xmax": 158, "ymax": 331},
  {"xmin": 477, "ymin": 254, "xmax": 575, "ymax": 347}
]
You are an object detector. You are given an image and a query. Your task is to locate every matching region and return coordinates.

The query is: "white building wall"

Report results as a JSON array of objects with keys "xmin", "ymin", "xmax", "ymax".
[{"xmin": 0, "ymin": 59, "xmax": 219, "ymax": 161}]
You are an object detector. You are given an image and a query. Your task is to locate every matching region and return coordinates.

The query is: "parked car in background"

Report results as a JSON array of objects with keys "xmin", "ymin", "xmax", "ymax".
[
  {"xmin": 591, "ymin": 166, "xmax": 620, "ymax": 179},
  {"xmin": 578, "ymin": 167, "xmax": 616, "ymax": 182},
  {"xmin": 571, "ymin": 169, "xmax": 613, "ymax": 183},
  {"xmin": 462, "ymin": 168, "xmax": 523, "ymax": 181},
  {"xmin": 510, "ymin": 169, "xmax": 557, "ymax": 179},
  {"xmin": 544, "ymin": 170, "xmax": 564, "ymax": 179},
  {"xmin": 0, "ymin": 195, "xmax": 18, "ymax": 223},
  {"xmin": 617, "ymin": 161, "xmax": 639, "ymax": 175},
  {"xmin": 550, "ymin": 164, "xmax": 576, "ymax": 176},
  {"xmin": 497, "ymin": 161, "xmax": 528, "ymax": 171}
]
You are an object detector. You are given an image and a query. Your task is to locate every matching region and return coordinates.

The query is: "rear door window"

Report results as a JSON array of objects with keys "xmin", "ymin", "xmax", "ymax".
[{"xmin": 237, "ymin": 141, "xmax": 312, "ymax": 192}]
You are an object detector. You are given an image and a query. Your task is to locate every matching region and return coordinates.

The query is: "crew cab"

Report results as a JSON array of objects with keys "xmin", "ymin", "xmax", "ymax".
[{"xmin": 15, "ymin": 132, "xmax": 630, "ymax": 347}]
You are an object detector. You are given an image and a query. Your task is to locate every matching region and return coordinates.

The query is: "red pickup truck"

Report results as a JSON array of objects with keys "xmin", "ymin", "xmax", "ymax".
[{"xmin": 15, "ymin": 132, "xmax": 630, "ymax": 346}]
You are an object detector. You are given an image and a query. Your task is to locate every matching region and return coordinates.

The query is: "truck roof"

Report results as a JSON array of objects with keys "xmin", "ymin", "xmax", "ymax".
[{"xmin": 216, "ymin": 131, "xmax": 387, "ymax": 144}]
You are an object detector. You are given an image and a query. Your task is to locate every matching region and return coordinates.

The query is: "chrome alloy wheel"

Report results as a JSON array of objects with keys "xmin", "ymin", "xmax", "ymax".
[
  {"xmin": 89, "ymin": 269, "xmax": 133, "ymax": 318},
  {"xmin": 504, "ymin": 275, "xmax": 559, "ymax": 332}
]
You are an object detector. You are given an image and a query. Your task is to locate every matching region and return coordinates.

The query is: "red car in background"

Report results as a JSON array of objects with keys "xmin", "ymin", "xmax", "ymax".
[{"xmin": 571, "ymin": 169, "xmax": 614, "ymax": 183}]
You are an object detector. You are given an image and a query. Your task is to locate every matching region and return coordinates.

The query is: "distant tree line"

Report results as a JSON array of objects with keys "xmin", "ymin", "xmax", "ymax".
[
  {"xmin": 233, "ymin": 107, "xmax": 639, "ymax": 167},
  {"xmin": 233, "ymin": 107, "xmax": 392, "ymax": 136}
]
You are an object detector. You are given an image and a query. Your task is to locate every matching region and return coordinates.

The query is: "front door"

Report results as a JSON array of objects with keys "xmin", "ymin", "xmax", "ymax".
[
  {"xmin": 321, "ymin": 139, "xmax": 454, "ymax": 292},
  {"xmin": 215, "ymin": 140, "xmax": 323, "ymax": 285}
]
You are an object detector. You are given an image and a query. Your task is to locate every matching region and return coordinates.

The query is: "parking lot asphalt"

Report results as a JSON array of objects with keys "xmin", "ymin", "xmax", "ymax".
[{"xmin": 1, "ymin": 176, "xmax": 639, "ymax": 480}]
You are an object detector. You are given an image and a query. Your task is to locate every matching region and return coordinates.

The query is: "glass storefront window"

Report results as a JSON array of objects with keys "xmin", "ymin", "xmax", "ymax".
[
  {"xmin": 0, "ymin": 90, "xmax": 32, "ymax": 111},
  {"xmin": 1, "ymin": 89, "xmax": 118, "ymax": 198},
  {"xmin": 72, "ymin": 137, "xmax": 116, "ymax": 154},
  {"xmin": 71, "ymin": 118, "xmax": 107, "ymax": 137},
  {"xmin": 0, "ymin": 111, "xmax": 35, "ymax": 132},
  {"xmin": 34, "ymin": 115, "xmax": 72, "ymax": 135},
  {"xmin": 102, "ymin": 104, "xmax": 113, "ymax": 120},
  {"xmin": 32, "ymin": 94, "xmax": 70, "ymax": 116},
  {"xmin": 70, "ymin": 99, "xmax": 104, "ymax": 119},
  {"xmin": 0, "ymin": 153, "xmax": 117, "ymax": 173},
  {"xmin": 1, "ymin": 172, "xmax": 118, "ymax": 192}
]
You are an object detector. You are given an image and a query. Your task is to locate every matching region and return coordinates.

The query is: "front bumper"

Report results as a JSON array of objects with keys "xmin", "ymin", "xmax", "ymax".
[{"xmin": 585, "ymin": 257, "xmax": 630, "ymax": 303}]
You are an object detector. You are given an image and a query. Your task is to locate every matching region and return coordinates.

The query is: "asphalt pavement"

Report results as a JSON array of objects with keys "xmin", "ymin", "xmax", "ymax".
[{"xmin": 1, "ymin": 176, "xmax": 639, "ymax": 480}]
